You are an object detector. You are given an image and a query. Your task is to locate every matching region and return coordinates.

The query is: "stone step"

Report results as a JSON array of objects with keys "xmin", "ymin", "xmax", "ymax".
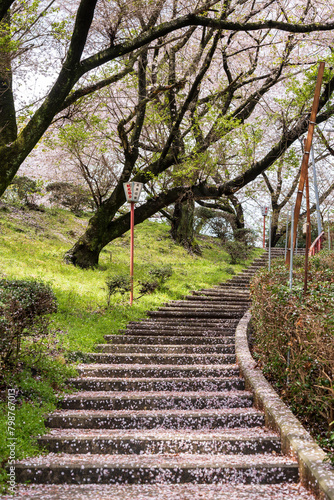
[
  {"xmin": 46, "ymin": 408, "xmax": 265, "ymax": 430},
  {"xmin": 14, "ymin": 453, "xmax": 299, "ymax": 485},
  {"xmin": 184, "ymin": 295, "xmax": 250, "ymax": 302},
  {"xmin": 85, "ymin": 353, "xmax": 236, "ymax": 365},
  {"xmin": 60, "ymin": 390, "xmax": 253, "ymax": 411},
  {"xmin": 193, "ymin": 287, "xmax": 250, "ymax": 293},
  {"xmin": 147, "ymin": 311, "xmax": 244, "ymax": 319},
  {"xmin": 128, "ymin": 318, "xmax": 240, "ymax": 325},
  {"xmin": 96, "ymin": 343, "xmax": 235, "ymax": 354},
  {"xmin": 68, "ymin": 376, "xmax": 245, "ymax": 392},
  {"xmin": 119, "ymin": 322, "xmax": 235, "ymax": 336},
  {"xmin": 76, "ymin": 363, "xmax": 240, "ymax": 378},
  {"xmin": 104, "ymin": 335, "xmax": 235, "ymax": 345},
  {"xmin": 104, "ymin": 332, "xmax": 234, "ymax": 346},
  {"xmin": 119, "ymin": 327, "xmax": 237, "ymax": 335},
  {"xmin": 159, "ymin": 304, "xmax": 248, "ymax": 311},
  {"xmin": 11, "ymin": 483, "xmax": 316, "ymax": 499},
  {"xmin": 38, "ymin": 428, "xmax": 281, "ymax": 455},
  {"xmin": 191, "ymin": 291, "xmax": 250, "ymax": 298}
]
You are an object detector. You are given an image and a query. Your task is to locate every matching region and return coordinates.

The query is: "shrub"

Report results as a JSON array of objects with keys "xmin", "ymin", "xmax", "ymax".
[
  {"xmin": 223, "ymin": 240, "xmax": 250, "ymax": 264},
  {"xmin": 234, "ymin": 227, "xmax": 256, "ymax": 248},
  {"xmin": 105, "ymin": 274, "xmax": 131, "ymax": 306},
  {"xmin": 148, "ymin": 264, "xmax": 173, "ymax": 285},
  {"xmin": 46, "ymin": 182, "xmax": 94, "ymax": 215},
  {"xmin": 0, "ymin": 279, "xmax": 57, "ymax": 369},
  {"xmin": 4, "ymin": 176, "xmax": 43, "ymax": 207}
]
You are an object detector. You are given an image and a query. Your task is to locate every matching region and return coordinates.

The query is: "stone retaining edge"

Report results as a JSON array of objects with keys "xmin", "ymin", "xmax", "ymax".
[{"xmin": 235, "ymin": 310, "xmax": 334, "ymax": 500}]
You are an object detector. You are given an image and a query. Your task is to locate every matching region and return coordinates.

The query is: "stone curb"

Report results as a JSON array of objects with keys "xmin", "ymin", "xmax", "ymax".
[{"xmin": 235, "ymin": 311, "xmax": 334, "ymax": 500}]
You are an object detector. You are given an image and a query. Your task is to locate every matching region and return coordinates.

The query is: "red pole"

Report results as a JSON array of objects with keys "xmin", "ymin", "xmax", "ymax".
[
  {"xmin": 130, "ymin": 202, "xmax": 134, "ymax": 306},
  {"xmin": 263, "ymin": 216, "xmax": 266, "ymax": 249}
]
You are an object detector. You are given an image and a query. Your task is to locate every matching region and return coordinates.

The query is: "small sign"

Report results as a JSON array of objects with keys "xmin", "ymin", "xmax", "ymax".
[
  {"xmin": 123, "ymin": 182, "xmax": 143, "ymax": 202},
  {"xmin": 261, "ymin": 206, "xmax": 269, "ymax": 216}
]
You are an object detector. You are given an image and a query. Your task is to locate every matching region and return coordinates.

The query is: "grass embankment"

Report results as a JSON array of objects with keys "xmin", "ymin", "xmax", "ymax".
[
  {"xmin": 250, "ymin": 252, "xmax": 334, "ymax": 465},
  {"xmin": 0, "ymin": 203, "xmax": 261, "ymax": 491}
]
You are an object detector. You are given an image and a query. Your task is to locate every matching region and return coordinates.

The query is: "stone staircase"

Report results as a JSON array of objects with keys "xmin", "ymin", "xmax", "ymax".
[{"xmin": 12, "ymin": 252, "xmax": 316, "ymax": 499}]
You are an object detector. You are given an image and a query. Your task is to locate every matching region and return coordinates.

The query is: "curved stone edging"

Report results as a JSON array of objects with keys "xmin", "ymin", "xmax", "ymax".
[{"xmin": 235, "ymin": 310, "xmax": 334, "ymax": 500}]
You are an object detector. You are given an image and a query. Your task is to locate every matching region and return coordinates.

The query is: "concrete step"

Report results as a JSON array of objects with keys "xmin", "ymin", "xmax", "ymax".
[
  {"xmin": 75, "ymin": 363, "xmax": 240, "ymax": 378},
  {"xmin": 104, "ymin": 335, "xmax": 236, "ymax": 345},
  {"xmin": 127, "ymin": 318, "xmax": 240, "ymax": 326},
  {"xmin": 96, "ymin": 343, "xmax": 235, "ymax": 354},
  {"xmin": 160, "ymin": 304, "xmax": 248, "ymax": 311},
  {"xmin": 11, "ymin": 483, "xmax": 316, "ymax": 499},
  {"xmin": 68, "ymin": 376, "xmax": 245, "ymax": 392},
  {"xmin": 147, "ymin": 311, "xmax": 244, "ymax": 319},
  {"xmin": 60, "ymin": 390, "xmax": 253, "ymax": 410},
  {"xmin": 38, "ymin": 428, "xmax": 281, "ymax": 455},
  {"xmin": 119, "ymin": 321, "xmax": 235, "ymax": 337},
  {"xmin": 120, "ymin": 325, "xmax": 237, "ymax": 333},
  {"xmin": 85, "ymin": 353, "xmax": 236, "ymax": 365},
  {"xmin": 184, "ymin": 295, "xmax": 251, "ymax": 302},
  {"xmin": 191, "ymin": 291, "xmax": 250, "ymax": 298},
  {"xmin": 14, "ymin": 453, "xmax": 299, "ymax": 484},
  {"xmin": 46, "ymin": 407, "xmax": 265, "ymax": 430},
  {"xmin": 192, "ymin": 287, "xmax": 250, "ymax": 293}
]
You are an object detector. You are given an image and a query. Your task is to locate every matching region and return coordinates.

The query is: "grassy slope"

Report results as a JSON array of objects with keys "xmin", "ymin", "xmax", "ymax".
[{"xmin": 0, "ymin": 203, "xmax": 262, "ymax": 490}]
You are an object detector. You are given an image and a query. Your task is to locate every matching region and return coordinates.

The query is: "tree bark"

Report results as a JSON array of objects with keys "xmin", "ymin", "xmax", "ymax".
[
  {"xmin": 170, "ymin": 197, "xmax": 202, "ymax": 255},
  {"xmin": 0, "ymin": 11, "xmax": 17, "ymax": 147}
]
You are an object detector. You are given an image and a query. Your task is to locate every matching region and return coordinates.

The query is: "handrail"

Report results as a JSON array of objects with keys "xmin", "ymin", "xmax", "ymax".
[{"xmin": 308, "ymin": 231, "xmax": 325, "ymax": 256}]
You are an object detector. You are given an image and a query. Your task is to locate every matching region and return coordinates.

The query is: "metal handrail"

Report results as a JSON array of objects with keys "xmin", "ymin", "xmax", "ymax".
[{"xmin": 308, "ymin": 231, "xmax": 325, "ymax": 256}]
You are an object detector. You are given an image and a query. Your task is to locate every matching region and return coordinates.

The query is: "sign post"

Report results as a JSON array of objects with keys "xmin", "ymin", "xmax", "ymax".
[
  {"xmin": 123, "ymin": 182, "xmax": 143, "ymax": 305},
  {"xmin": 261, "ymin": 206, "xmax": 269, "ymax": 248}
]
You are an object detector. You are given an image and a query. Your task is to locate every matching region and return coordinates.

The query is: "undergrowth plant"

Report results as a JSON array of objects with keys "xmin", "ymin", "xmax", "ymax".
[{"xmin": 250, "ymin": 250, "xmax": 334, "ymax": 464}]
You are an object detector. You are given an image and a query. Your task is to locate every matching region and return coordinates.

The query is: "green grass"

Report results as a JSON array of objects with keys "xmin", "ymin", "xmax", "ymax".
[{"xmin": 0, "ymin": 203, "xmax": 263, "ymax": 492}]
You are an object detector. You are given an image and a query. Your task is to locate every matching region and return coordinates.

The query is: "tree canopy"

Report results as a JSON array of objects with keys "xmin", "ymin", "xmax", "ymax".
[{"xmin": 2, "ymin": 0, "xmax": 334, "ymax": 266}]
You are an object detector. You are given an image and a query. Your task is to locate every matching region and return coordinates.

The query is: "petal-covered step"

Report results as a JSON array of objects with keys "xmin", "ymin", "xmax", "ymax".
[
  {"xmin": 59, "ymin": 390, "xmax": 253, "ymax": 410},
  {"xmin": 68, "ymin": 376, "xmax": 245, "ymax": 392},
  {"xmin": 38, "ymin": 428, "xmax": 282, "ymax": 455},
  {"xmin": 104, "ymin": 335, "xmax": 236, "ymax": 345},
  {"xmin": 14, "ymin": 453, "xmax": 299, "ymax": 485},
  {"xmin": 46, "ymin": 408, "xmax": 266, "ymax": 430},
  {"xmin": 10, "ymin": 483, "xmax": 316, "ymax": 499},
  {"xmin": 95, "ymin": 343, "xmax": 235, "ymax": 354},
  {"xmin": 75, "ymin": 363, "xmax": 240, "ymax": 378},
  {"xmin": 85, "ymin": 352, "xmax": 236, "ymax": 365},
  {"xmin": 147, "ymin": 310, "xmax": 244, "ymax": 319}
]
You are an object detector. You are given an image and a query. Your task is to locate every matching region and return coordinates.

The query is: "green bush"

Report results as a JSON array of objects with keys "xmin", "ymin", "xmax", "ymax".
[
  {"xmin": 224, "ymin": 240, "xmax": 250, "ymax": 264},
  {"xmin": 105, "ymin": 274, "xmax": 131, "ymax": 306},
  {"xmin": 137, "ymin": 265, "xmax": 174, "ymax": 296},
  {"xmin": 0, "ymin": 279, "xmax": 57, "ymax": 368},
  {"xmin": 148, "ymin": 264, "xmax": 173, "ymax": 285},
  {"xmin": 46, "ymin": 182, "xmax": 94, "ymax": 215},
  {"xmin": 4, "ymin": 176, "xmax": 43, "ymax": 207}
]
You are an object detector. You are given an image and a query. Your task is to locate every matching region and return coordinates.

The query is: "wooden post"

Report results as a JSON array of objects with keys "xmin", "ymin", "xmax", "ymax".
[
  {"xmin": 286, "ymin": 62, "xmax": 325, "ymax": 266},
  {"xmin": 304, "ymin": 167, "xmax": 311, "ymax": 294}
]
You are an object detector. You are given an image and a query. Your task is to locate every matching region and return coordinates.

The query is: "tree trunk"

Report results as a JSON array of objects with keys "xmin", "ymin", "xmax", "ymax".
[
  {"xmin": 0, "ymin": 11, "xmax": 17, "ymax": 147},
  {"xmin": 170, "ymin": 197, "xmax": 202, "ymax": 255}
]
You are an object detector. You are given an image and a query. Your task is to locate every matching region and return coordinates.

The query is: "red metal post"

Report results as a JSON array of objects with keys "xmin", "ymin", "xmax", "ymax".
[
  {"xmin": 130, "ymin": 202, "xmax": 134, "ymax": 306},
  {"xmin": 263, "ymin": 216, "xmax": 266, "ymax": 249}
]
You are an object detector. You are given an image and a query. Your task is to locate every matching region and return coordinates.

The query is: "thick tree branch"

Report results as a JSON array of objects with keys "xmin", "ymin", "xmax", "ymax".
[{"xmin": 0, "ymin": 0, "xmax": 14, "ymax": 22}]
